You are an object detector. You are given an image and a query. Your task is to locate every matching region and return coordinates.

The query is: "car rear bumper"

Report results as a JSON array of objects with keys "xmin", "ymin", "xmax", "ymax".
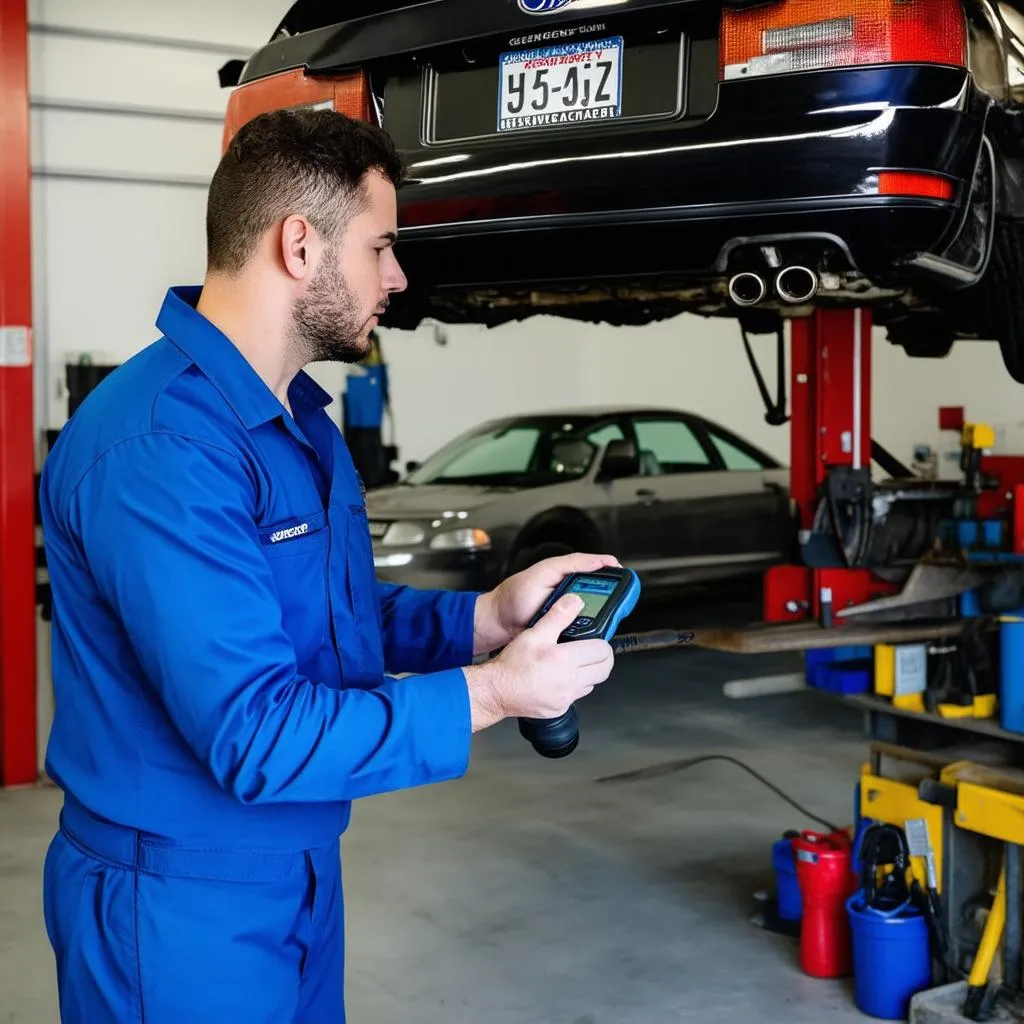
[{"xmin": 388, "ymin": 64, "xmax": 988, "ymax": 322}]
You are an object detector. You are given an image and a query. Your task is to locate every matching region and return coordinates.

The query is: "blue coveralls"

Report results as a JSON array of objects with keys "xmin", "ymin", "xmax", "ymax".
[{"xmin": 38, "ymin": 286, "xmax": 477, "ymax": 1023}]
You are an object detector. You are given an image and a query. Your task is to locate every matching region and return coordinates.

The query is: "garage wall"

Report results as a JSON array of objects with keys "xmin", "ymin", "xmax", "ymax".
[
  {"xmin": 27, "ymin": 0, "xmax": 1024, "ymax": 472},
  {"xmin": 377, "ymin": 316, "xmax": 1024, "ymax": 473},
  {"xmin": 27, "ymin": 0, "xmax": 288, "ymax": 434},
  {"xmin": 27, "ymin": 0, "xmax": 295, "ymax": 773}
]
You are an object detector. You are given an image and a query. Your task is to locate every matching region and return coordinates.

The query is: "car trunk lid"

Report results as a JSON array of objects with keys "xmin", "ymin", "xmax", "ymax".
[
  {"xmin": 226, "ymin": 1, "xmax": 723, "ymax": 225},
  {"xmin": 241, "ymin": 0, "xmax": 719, "ymax": 77},
  {"xmin": 237, "ymin": 0, "xmax": 722, "ymax": 141}
]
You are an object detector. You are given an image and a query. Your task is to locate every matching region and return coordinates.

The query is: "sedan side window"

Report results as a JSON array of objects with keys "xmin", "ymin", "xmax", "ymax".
[
  {"xmin": 707, "ymin": 430, "xmax": 770, "ymax": 470},
  {"xmin": 586, "ymin": 423, "xmax": 625, "ymax": 449},
  {"xmin": 633, "ymin": 419, "xmax": 710, "ymax": 475}
]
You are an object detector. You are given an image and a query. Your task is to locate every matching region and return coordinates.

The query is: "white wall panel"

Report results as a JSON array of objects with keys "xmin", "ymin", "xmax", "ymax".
[
  {"xmin": 30, "ymin": 33, "xmax": 239, "ymax": 116},
  {"xmin": 29, "ymin": 0, "xmax": 286, "ymax": 50},
  {"xmin": 376, "ymin": 316, "xmax": 787, "ymax": 469},
  {"xmin": 32, "ymin": 179, "xmax": 208, "ymax": 427},
  {"xmin": 873, "ymin": 334, "xmax": 1024, "ymax": 462},
  {"xmin": 376, "ymin": 317, "xmax": 1024, "ymax": 473},
  {"xmin": 31, "ymin": 109, "xmax": 222, "ymax": 181}
]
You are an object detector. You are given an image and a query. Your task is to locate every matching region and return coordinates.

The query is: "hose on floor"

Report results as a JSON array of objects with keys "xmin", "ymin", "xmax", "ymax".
[{"xmin": 595, "ymin": 753, "xmax": 841, "ymax": 833}]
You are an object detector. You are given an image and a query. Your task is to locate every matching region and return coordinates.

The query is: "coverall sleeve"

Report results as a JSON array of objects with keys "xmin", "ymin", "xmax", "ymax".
[
  {"xmin": 377, "ymin": 581, "xmax": 481, "ymax": 675},
  {"xmin": 67, "ymin": 432, "xmax": 472, "ymax": 805}
]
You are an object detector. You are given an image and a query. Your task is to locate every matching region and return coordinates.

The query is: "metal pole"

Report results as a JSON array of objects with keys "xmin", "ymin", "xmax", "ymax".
[
  {"xmin": 0, "ymin": 0, "xmax": 38, "ymax": 785},
  {"xmin": 1005, "ymin": 843, "xmax": 1022, "ymax": 992}
]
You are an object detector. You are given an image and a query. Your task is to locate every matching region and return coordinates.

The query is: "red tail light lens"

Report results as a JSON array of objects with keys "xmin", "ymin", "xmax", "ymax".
[
  {"xmin": 720, "ymin": 0, "xmax": 966, "ymax": 81},
  {"xmin": 877, "ymin": 171, "xmax": 955, "ymax": 200},
  {"xmin": 222, "ymin": 68, "xmax": 373, "ymax": 152}
]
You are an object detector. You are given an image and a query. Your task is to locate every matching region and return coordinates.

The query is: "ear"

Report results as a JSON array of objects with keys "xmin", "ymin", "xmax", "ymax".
[{"xmin": 279, "ymin": 213, "xmax": 319, "ymax": 281}]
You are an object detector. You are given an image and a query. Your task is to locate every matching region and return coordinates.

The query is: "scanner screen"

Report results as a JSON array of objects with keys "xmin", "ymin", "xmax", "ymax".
[{"xmin": 569, "ymin": 576, "xmax": 617, "ymax": 620}]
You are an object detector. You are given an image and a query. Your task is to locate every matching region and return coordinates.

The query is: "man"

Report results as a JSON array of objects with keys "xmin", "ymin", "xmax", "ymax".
[
  {"xmin": 342, "ymin": 329, "xmax": 397, "ymax": 488},
  {"xmin": 39, "ymin": 109, "xmax": 617, "ymax": 1024}
]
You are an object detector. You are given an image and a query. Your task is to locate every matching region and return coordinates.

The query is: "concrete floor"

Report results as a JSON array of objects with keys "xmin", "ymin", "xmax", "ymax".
[{"xmin": 2, "ymin": 589, "xmax": 876, "ymax": 1023}]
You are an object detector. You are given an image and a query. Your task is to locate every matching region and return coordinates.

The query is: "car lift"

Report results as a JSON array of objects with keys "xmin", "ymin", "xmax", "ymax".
[
  {"xmin": 0, "ymin": 0, "xmax": 36, "ymax": 788},
  {"xmin": 762, "ymin": 307, "xmax": 882, "ymax": 625},
  {"xmin": 614, "ymin": 303, "xmax": 1023, "ymax": 659}
]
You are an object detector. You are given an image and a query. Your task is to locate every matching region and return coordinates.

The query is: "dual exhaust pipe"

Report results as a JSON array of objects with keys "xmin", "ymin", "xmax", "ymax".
[{"xmin": 728, "ymin": 266, "xmax": 818, "ymax": 307}]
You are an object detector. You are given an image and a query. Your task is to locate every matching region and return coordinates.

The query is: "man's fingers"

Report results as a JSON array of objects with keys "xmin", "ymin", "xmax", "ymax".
[
  {"xmin": 566, "ymin": 642, "xmax": 615, "ymax": 692},
  {"xmin": 532, "ymin": 594, "xmax": 584, "ymax": 642},
  {"xmin": 564, "ymin": 638, "xmax": 614, "ymax": 668},
  {"xmin": 552, "ymin": 552, "xmax": 622, "ymax": 574},
  {"xmin": 575, "ymin": 659, "xmax": 613, "ymax": 690},
  {"xmin": 528, "ymin": 552, "xmax": 622, "ymax": 585}
]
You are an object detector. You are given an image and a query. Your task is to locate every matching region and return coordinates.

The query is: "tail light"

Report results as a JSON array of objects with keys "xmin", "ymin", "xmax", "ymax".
[
  {"xmin": 222, "ymin": 68, "xmax": 373, "ymax": 152},
  {"xmin": 720, "ymin": 0, "xmax": 966, "ymax": 81},
  {"xmin": 877, "ymin": 171, "xmax": 955, "ymax": 200}
]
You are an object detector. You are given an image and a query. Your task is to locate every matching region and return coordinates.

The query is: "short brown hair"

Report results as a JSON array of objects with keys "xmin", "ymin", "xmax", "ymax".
[{"xmin": 206, "ymin": 108, "xmax": 405, "ymax": 274}]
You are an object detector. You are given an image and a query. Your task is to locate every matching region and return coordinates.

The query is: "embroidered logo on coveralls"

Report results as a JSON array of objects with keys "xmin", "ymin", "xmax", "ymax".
[{"xmin": 269, "ymin": 523, "xmax": 309, "ymax": 543}]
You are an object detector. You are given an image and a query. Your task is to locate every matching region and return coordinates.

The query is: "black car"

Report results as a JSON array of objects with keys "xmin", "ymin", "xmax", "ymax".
[{"xmin": 222, "ymin": 1, "xmax": 1024, "ymax": 379}]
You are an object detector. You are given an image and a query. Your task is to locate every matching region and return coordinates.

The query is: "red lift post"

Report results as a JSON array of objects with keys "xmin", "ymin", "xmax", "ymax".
[
  {"xmin": 764, "ymin": 308, "xmax": 895, "ymax": 625},
  {"xmin": 0, "ymin": 0, "xmax": 37, "ymax": 786}
]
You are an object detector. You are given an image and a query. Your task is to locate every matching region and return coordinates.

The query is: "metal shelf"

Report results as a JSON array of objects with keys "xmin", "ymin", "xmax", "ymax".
[{"xmin": 846, "ymin": 692, "xmax": 1024, "ymax": 746}]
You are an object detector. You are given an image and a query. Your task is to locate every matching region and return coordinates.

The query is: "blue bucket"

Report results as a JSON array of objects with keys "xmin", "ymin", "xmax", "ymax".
[
  {"xmin": 1000, "ymin": 615, "xmax": 1024, "ymax": 734},
  {"xmin": 847, "ymin": 893, "xmax": 932, "ymax": 1019},
  {"xmin": 772, "ymin": 836, "xmax": 802, "ymax": 921}
]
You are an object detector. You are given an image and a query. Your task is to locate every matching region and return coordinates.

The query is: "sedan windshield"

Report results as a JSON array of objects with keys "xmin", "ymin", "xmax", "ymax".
[{"xmin": 406, "ymin": 416, "xmax": 609, "ymax": 487}]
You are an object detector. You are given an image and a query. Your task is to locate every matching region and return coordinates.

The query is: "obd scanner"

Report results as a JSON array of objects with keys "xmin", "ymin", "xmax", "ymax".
[{"xmin": 517, "ymin": 568, "xmax": 641, "ymax": 758}]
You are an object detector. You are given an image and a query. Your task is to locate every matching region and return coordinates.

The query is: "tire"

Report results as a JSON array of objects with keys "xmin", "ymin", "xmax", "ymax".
[
  {"xmin": 885, "ymin": 314, "xmax": 956, "ymax": 360},
  {"xmin": 980, "ymin": 217, "xmax": 1024, "ymax": 384},
  {"xmin": 506, "ymin": 540, "xmax": 576, "ymax": 578}
]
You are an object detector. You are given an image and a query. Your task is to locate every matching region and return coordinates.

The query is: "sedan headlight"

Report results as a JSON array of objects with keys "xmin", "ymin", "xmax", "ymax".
[
  {"xmin": 380, "ymin": 522, "xmax": 426, "ymax": 546},
  {"xmin": 429, "ymin": 528, "xmax": 492, "ymax": 551}
]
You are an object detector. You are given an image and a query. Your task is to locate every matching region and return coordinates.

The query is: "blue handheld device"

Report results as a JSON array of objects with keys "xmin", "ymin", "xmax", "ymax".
[{"xmin": 518, "ymin": 568, "xmax": 641, "ymax": 758}]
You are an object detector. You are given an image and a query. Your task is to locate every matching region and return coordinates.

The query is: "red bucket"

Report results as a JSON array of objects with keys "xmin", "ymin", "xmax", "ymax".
[{"xmin": 793, "ymin": 829, "xmax": 856, "ymax": 978}]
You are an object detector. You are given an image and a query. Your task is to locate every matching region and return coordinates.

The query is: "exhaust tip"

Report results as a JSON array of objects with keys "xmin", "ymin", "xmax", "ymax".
[
  {"xmin": 728, "ymin": 272, "xmax": 767, "ymax": 307},
  {"xmin": 776, "ymin": 266, "xmax": 818, "ymax": 304}
]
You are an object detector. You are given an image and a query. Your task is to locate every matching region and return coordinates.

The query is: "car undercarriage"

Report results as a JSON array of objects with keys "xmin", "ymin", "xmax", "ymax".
[{"xmin": 222, "ymin": 0, "xmax": 1024, "ymax": 380}]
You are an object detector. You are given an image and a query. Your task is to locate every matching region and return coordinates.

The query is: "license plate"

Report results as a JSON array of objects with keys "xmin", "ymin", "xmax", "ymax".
[{"xmin": 497, "ymin": 35, "xmax": 623, "ymax": 133}]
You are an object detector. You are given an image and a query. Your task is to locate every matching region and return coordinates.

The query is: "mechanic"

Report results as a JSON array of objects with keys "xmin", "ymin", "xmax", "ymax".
[{"xmin": 38, "ymin": 108, "xmax": 617, "ymax": 1024}]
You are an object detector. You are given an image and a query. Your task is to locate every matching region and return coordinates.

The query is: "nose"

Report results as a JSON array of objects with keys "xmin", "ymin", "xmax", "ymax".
[{"xmin": 383, "ymin": 249, "xmax": 408, "ymax": 295}]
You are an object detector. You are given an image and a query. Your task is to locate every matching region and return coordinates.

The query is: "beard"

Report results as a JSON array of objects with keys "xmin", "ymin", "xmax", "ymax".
[{"xmin": 290, "ymin": 250, "xmax": 379, "ymax": 365}]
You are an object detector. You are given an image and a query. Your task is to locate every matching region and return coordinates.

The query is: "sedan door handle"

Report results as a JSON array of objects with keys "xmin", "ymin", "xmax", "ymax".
[{"xmin": 636, "ymin": 488, "xmax": 660, "ymax": 504}]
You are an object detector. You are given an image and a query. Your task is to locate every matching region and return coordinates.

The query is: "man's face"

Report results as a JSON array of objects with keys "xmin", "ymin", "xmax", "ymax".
[{"xmin": 292, "ymin": 169, "xmax": 408, "ymax": 364}]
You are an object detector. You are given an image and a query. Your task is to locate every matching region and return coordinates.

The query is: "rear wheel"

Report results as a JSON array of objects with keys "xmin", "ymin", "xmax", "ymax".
[
  {"xmin": 884, "ymin": 313, "xmax": 956, "ymax": 360},
  {"xmin": 978, "ymin": 216, "xmax": 1024, "ymax": 383},
  {"xmin": 895, "ymin": 218, "xmax": 1024, "ymax": 380},
  {"xmin": 933, "ymin": 214, "xmax": 1024, "ymax": 383}
]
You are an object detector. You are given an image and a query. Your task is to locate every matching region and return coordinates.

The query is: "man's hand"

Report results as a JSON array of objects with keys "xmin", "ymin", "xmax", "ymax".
[
  {"xmin": 464, "ymin": 592, "xmax": 615, "ymax": 731},
  {"xmin": 472, "ymin": 552, "xmax": 622, "ymax": 655}
]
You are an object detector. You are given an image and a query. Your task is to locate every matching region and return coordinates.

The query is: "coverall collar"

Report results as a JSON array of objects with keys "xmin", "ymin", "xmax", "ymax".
[{"xmin": 157, "ymin": 286, "xmax": 333, "ymax": 429}]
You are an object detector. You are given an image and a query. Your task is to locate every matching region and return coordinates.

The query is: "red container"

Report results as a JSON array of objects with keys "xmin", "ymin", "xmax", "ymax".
[{"xmin": 793, "ymin": 830, "xmax": 856, "ymax": 978}]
